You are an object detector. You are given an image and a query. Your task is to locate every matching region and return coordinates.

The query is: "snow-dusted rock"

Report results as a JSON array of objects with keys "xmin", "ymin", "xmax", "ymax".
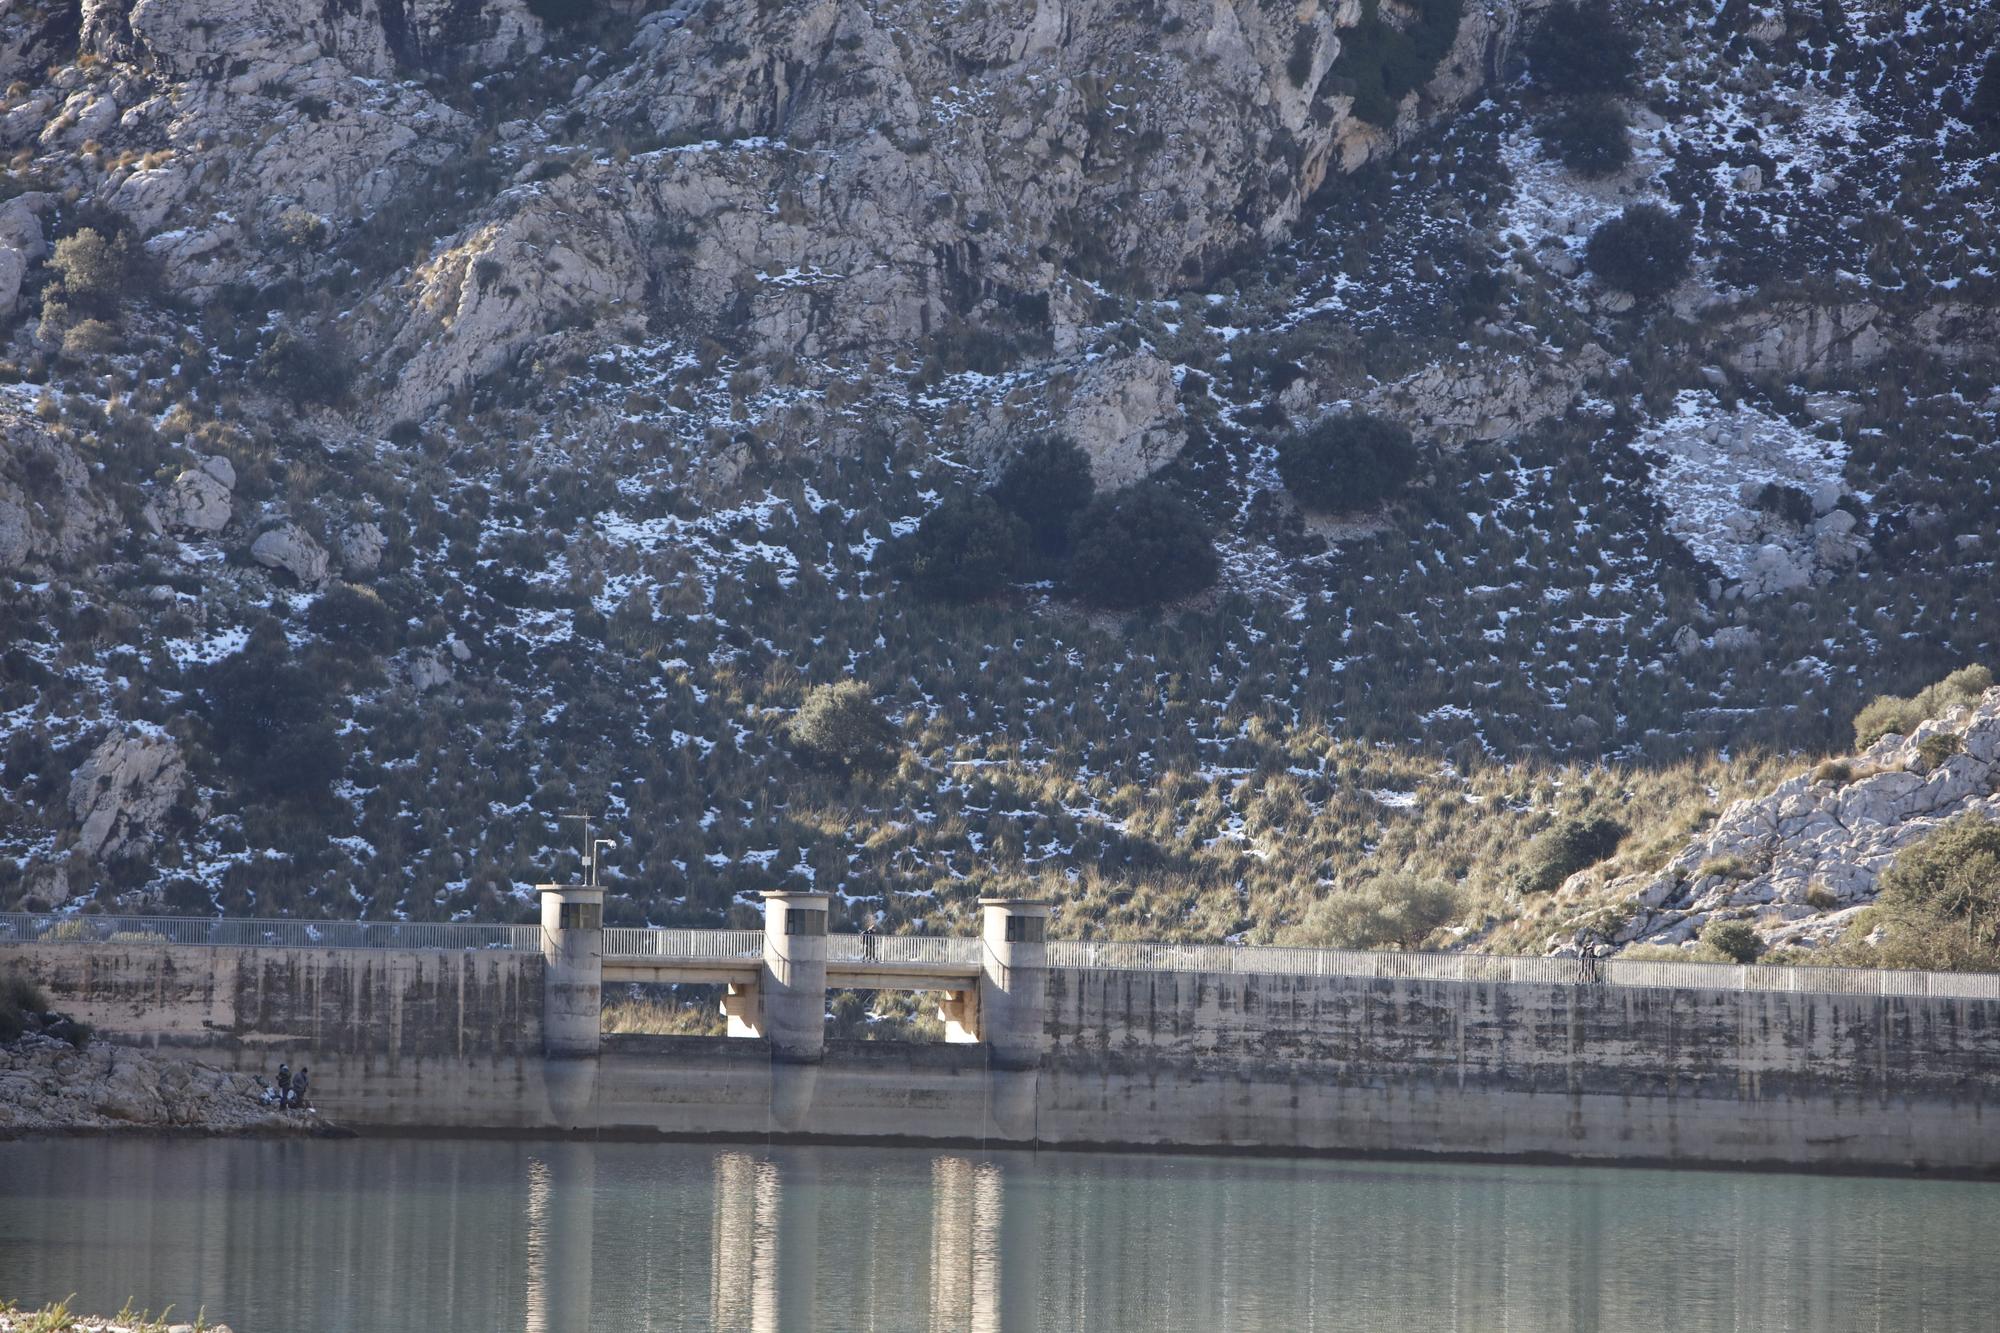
[
  {"xmin": 1052, "ymin": 354, "xmax": 1186, "ymax": 489},
  {"xmin": 966, "ymin": 352, "xmax": 1185, "ymax": 489},
  {"xmin": 0, "ymin": 413, "xmax": 118, "ymax": 572},
  {"xmin": 1639, "ymin": 390, "xmax": 1864, "ymax": 599},
  {"xmin": 67, "ymin": 730, "xmax": 189, "ymax": 862},
  {"xmin": 1367, "ymin": 344, "xmax": 1610, "ymax": 446},
  {"xmin": 157, "ymin": 456, "xmax": 235, "ymax": 533},
  {"xmin": 339, "ymin": 520, "xmax": 387, "ymax": 575},
  {"xmin": 250, "ymin": 523, "xmax": 331, "ymax": 585},
  {"xmin": 409, "ymin": 653, "xmax": 454, "ymax": 692}
]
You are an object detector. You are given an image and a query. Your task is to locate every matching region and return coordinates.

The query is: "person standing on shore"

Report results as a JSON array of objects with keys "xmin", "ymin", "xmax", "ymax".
[
  {"xmin": 292, "ymin": 1066, "xmax": 310, "ymax": 1110},
  {"xmin": 276, "ymin": 1062, "xmax": 292, "ymax": 1108}
]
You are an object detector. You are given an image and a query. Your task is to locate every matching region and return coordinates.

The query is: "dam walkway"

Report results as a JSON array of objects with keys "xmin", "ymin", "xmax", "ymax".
[{"xmin": 4, "ymin": 910, "xmax": 1998, "ymax": 1001}]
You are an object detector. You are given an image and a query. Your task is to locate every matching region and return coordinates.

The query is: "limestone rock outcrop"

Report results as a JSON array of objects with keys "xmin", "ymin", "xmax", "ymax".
[
  {"xmin": 250, "ymin": 522, "xmax": 331, "ymax": 585},
  {"xmin": 0, "ymin": 412, "xmax": 118, "ymax": 573},
  {"xmin": 970, "ymin": 353, "xmax": 1186, "ymax": 488},
  {"xmin": 157, "ymin": 454, "xmax": 235, "ymax": 533},
  {"xmin": 1590, "ymin": 689, "xmax": 2000, "ymax": 954},
  {"xmin": 13, "ymin": 0, "xmax": 1532, "ymax": 423},
  {"xmin": 0, "ymin": 1031, "xmax": 314, "ymax": 1139},
  {"xmin": 1366, "ymin": 343, "xmax": 1612, "ymax": 445},
  {"xmin": 1718, "ymin": 299, "xmax": 1997, "ymax": 379},
  {"xmin": 67, "ymin": 729, "xmax": 190, "ymax": 862},
  {"xmin": 338, "ymin": 520, "xmax": 387, "ymax": 575}
]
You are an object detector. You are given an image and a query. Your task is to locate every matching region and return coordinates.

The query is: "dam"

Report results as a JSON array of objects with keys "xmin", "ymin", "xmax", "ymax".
[{"xmin": 4, "ymin": 889, "xmax": 1998, "ymax": 1174}]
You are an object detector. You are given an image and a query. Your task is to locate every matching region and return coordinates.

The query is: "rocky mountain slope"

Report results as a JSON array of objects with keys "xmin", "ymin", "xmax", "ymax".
[{"xmin": 0, "ymin": 0, "xmax": 1996, "ymax": 960}]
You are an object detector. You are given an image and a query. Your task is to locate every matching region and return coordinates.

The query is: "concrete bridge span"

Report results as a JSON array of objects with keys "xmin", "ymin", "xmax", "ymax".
[{"xmin": 4, "ymin": 905, "xmax": 1999, "ymax": 1174}]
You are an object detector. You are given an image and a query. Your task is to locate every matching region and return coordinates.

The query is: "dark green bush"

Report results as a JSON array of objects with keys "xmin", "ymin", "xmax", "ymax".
[
  {"xmin": 903, "ymin": 493, "xmax": 1028, "ymax": 602},
  {"xmin": 1517, "ymin": 814, "xmax": 1625, "ymax": 894},
  {"xmin": 1585, "ymin": 203, "xmax": 1694, "ymax": 301},
  {"xmin": 1916, "ymin": 732, "xmax": 1964, "ymax": 770},
  {"xmin": 525, "ymin": 0, "xmax": 596, "ymax": 26},
  {"xmin": 306, "ymin": 581, "xmax": 396, "ymax": 656},
  {"xmin": 0, "ymin": 967, "xmax": 48, "ymax": 1043},
  {"xmin": 990, "ymin": 434, "xmax": 1095, "ymax": 561},
  {"xmin": 256, "ymin": 327, "xmax": 354, "ymax": 405},
  {"xmin": 1752, "ymin": 481, "xmax": 1815, "ymax": 527},
  {"xmin": 1538, "ymin": 98, "xmax": 1632, "ymax": 177},
  {"xmin": 1971, "ymin": 48, "xmax": 2000, "ymax": 130},
  {"xmin": 1275, "ymin": 413, "xmax": 1420, "ymax": 513},
  {"xmin": 786, "ymin": 682, "xmax": 898, "ymax": 773},
  {"xmin": 1331, "ymin": 0, "xmax": 1466, "ymax": 126},
  {"xmin": 1065, "ymin": 481, "xmax": 1220, "ymax": 610},
  {"xmin": 1524, "ymin": 1, "xmax": 1637, "ymax": 95},
  {"xmin": 1701, "ymin": 919, "xmax": 1763, "ymax": 964},
  {"xmin": 199, "ymin": 621, "xmax": 344, "ymax": 804}
]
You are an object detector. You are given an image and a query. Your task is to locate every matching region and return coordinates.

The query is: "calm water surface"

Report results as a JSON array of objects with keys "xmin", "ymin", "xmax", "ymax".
[{"xmin": 1, "ymin": 1137, "xmax": 1996, "ymax": 1332}]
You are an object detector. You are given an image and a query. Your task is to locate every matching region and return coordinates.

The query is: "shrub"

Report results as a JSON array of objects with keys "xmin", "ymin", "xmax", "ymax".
[
  {"xmin": 1695, "ymin": 854, "xmax": 1752, "ymax": 882},
  {"xmin": 902, "ymin": 492, "xmax": 1028, "ymax": 602},
  {"xmin": 306, "ymin": 581, "xmax": 396, "ymax": 656},
  {"xmin": 1853, "ymin": 665, "xmax": 1992, "ymax": 748},
  {"xmin": 1812, "ymin": 759, "xmax": 1854, "ymax": 787},
  {"xmin": 1917, "ymin": 732, "xmax": 1964, "ymax": 771},
  {"xmin": 60, "ymin": 318, "xmax": 119, "ymax": 359},
  {"xmin": 1524, "ymin": 1, "xmax": 1637, "ymax": 95},
  {"xmin": 1331, "ymin": 0, "xmax": 1467, "ymax": 126},
  {"xmin": 1517, "ymin": 814, "xmax": 1625, "ymax": 894},
  {"xmin": 256, "ymin": 327, "xmax": 354, "ymax": 405},
  {"xmin": 1853, "ymin": 694, "xmax": 1926, "ymax": 749},
  {"xmin": 1274, "ymin": 412, "xmax": 1420, "ymax": 513},
  {"xmin": 1289, "ymin": 875, "xmax": 1461, "ymax": 949},
  {"xmin": 274, "ymin": 205, "xmax": 329, "ymax": 254},
  {"xmin": 1874, "ymin": 814, "xmax": 2000, "ymax": 971},
  {"xmin": 0, "ymin": 967, "xmax": 48, "ymax": 1043},
  {"xmin": 787, "ymin": 682, "xmax": 898, "ymax": 773},
  {"xmin": 1971, "ymin": 47, "xmax": 2000, "ymax": 130},
  {"xmin": 1538, "ymin": 97, "xmax": 1631, "ymax": 177},
  {"xmin": 1701, "ymin": 918, "xmax": 1763, "ymax": 964},
  {"xmin": 199, "ymin": 620, "xmax": 344, "ymax": 804},
  {"xmin": 47, "ymin": 227, "xmax": 128, "ymax": 315},
  {"xmin": 525, "ymin": 0, "xmax": 596, "ymax": 25},
  {"xmin": 1585, "ymin": 204, "xmax": 1695, "ymax": 301},
  {"xmin": 990, "ymin": 435, "xmax": 1095, "ymax": 561},
  {"xmin": 1065, "ymin": 481, "xmax": 1220, "ymax": 610},
  {"xmin": 1753, "ymin": 481, "xmax": 1816, "ymax": 528}
]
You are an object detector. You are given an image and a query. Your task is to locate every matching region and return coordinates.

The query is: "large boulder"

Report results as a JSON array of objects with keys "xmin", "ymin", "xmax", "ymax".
[
  {"xmin": 338, "ymin": 520, "xmax": 387, "ymax": 575},
  {"xmin": 68, "ymin": 730, "xmax": 190, "ymax": 862},
  {"xmin": 0, "ymin": 412, "xmax": 118, "ymax": 573},
  {"xmin": 157, "ymin": 455, "xmax": 235, "ymax": 534},
  {"xmin": 250, "ymin": 522, "xmax": 331, "ymax": 585}
]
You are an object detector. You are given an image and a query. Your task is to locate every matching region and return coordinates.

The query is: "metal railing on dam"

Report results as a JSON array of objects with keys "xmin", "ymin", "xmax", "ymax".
[
  {"xmin": 6, "ymin": 912, "xmax": 1998, "ymax": 1000},
  {"xmin": 0, "ymin": 912, "xmax": 537, "ymax": 952}
]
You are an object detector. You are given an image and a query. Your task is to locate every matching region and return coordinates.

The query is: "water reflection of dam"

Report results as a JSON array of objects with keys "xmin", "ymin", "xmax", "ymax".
[{"xmin": 701, "ymin": 1150, "xmax": 1031, "ymax": 1333}]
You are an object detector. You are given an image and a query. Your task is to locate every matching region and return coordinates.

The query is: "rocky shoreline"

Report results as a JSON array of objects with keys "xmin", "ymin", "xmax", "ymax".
[{"xmin": 0, "ymin": 1034, "xmax": 339, "ymax": 1140}]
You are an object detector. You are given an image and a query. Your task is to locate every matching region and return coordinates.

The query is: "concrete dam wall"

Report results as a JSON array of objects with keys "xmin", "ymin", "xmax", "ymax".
[
  {"xmin": 6, "ymin": 907, "xmax": 1998, "ymax": 1173},
  {"xmin": 1038, "ymin": 967, "xmax": 2000, "ymax": 1168}
]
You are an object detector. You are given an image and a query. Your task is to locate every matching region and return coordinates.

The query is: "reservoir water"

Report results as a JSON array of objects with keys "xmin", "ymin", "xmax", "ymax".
[{"xmin": 1, "ymin": 1137, "xmax": 1995, "ymax": 1332}]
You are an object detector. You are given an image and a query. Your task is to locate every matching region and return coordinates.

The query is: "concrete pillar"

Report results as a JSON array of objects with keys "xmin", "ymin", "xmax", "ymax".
[
  {"xmin": 978, "ymin": 898, "xmax": 1051, "ymax": 1073},
  {"xmin": 538, "ymin": 883, "xmax": 603, "ymax": 1058},
  {"xmin": 760, "ymin": 890, "xmax": 829, "ymax": 1064}
]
